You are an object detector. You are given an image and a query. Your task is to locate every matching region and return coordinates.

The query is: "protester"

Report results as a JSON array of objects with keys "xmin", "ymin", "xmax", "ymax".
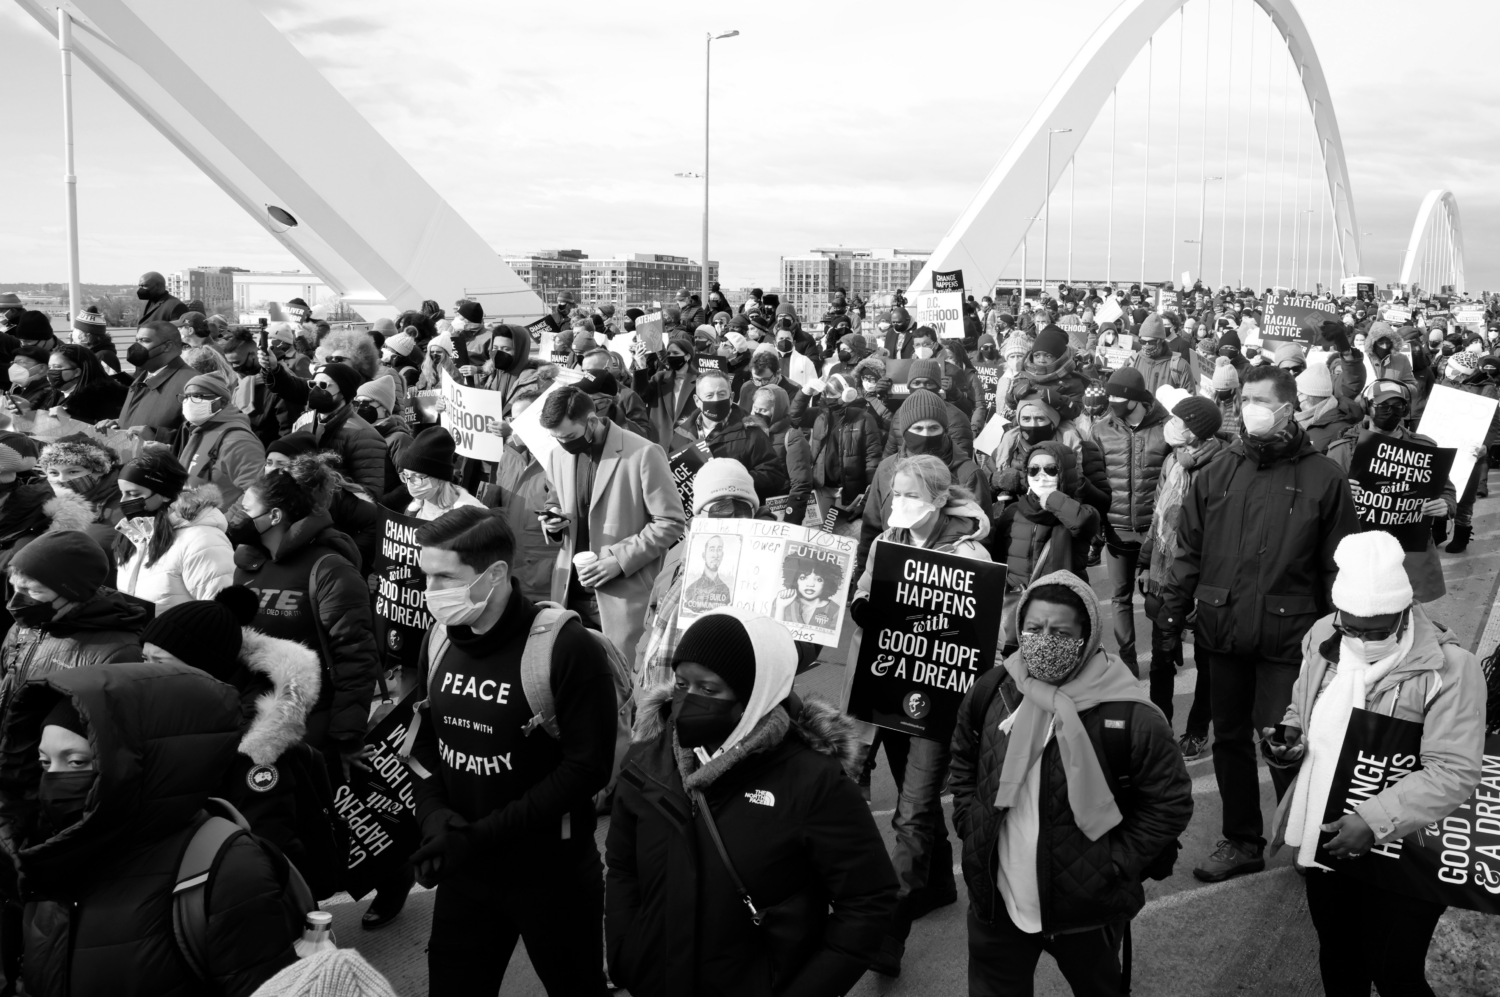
[
  {"xmin": 1005, "ymin": 326, "xmax": 1091, "ymax": 423},
  {"xmin": 607, "ymin": 609, "xmax": 897, "ymax": 997},
  {"xmin": 736, "ymin": 348, "xmax": 804, "ymax": 420},
  {"xmin": 1267, "ymin": 531, "xmax": 1484, "ymax": 997},
  {"xmin": 748, "ymin": 383, "xmax": 814, "ymax": 523},
  {"xmin": 1159, "ymin": 365, "xmax": 1358, "ymax": 882},
  {"xmin": 71, "ymin": 308, "xmax": 125, "ymax": 379},
  {"xmin": 355, "ymin": 377, "xmax": 414, "ymax": 484},
  {"xmin": 1316, "ymin": 321, "xmax": 1368, "ymax": 403},
  {"xmin": 172, "ymin": 372, "xmax": 266, "ymax": 509},
  {"xmin": 885, "ymin": 358, "xmax": 976, "ymax": 460},
  {"xmin": 951, "ymin": 571, "xmax": 1192, "ymax": 996},
  {"xmin": 790, "ymin": 371, "xmax": 883, "ymax": 533},
  {"xmin": 295, "ymin": 361, "xmax": 388, "ymax": 496},
  {"xmin": 115, "ymin": 448, "xmax": 233, "ymax": 611},
  {"xmin": 46, "ymin": 343, "xmax": 126, "ymax": 422},
  {"xmin": 5, "ymin": 346, "xmax": 57, "ymax": 416},
  {"xmin": 475, "ymin": 323, "xmax": 542, "ymax": 415},
  {"xmin": 673, "ymin": 369, "xmax": 788, "ymax": 502},
  {"xmin": 1292, "ymin": 362, "xmax": 1361, "ymax": 454},
  {"xmin": 490, "ymin": 386, "xmax": 556, "ymax": 603},
  {"xmin": 632, "ymin": 332, "xmax": 700, "ymax": 445},
  {"xmin": 853, "ymin": 355, "xmax": 896, "ymax": 435},
  {"xmin": 32, "ymin": 434, "xmax": 124, "ymax": 563},
  {"xmin": 262, "ymin": 433, "xmax": 380, "ymax": 573},
  {"xmin": 1133, "ymin": 314, "xmax": 1195, "ymax": 394},
  {"xmin": 134, "ymin": 270, "xmax": 189, "ymax": 324},
  {"xmin": 391, "ymin": 426, "xmax": 486, "ymax": 520},
  {"xmin": 849, "ymin": 453, "xmax": 991, "ymax": 976},
  {"xmin": 112, "ymin": 321, "xmax": 199, "ymax": 441},
  {"xmin": 988, "ymin": 389, "xmax": 1107, "ymax": 512}
]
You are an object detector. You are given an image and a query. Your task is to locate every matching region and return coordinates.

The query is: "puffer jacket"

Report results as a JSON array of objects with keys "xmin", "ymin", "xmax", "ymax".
[
  {"xmin": 231, "ymin": 511, "xmax": 379, "ymax": 748},
  {"xmin": 176, "ymin": 406, "xmax": 266, "ymax": 509},
  {"xmin": 989, "ymin": 423, "xmax": 1109, "ymax": 514},
  {"xmin": 792, "ymin": 394, "xmax": 883, "ymax": 501},
  {"xmin": 298, "ymin": 404, "xmax": 389, "ymax": 497},
  {"xmin": 858, "ymin": 435, "xmax": 990, "ymax": 578},
  {"xmin": 1091, "ymin": 400, "xmax": 1172, "ymax": 535},
  {"xmin": 671, "ymin": 406, "xmax": 789, "ymax": 506},
  {"xmin": 1005, "ymin": 348, "xmax": 1091, "ymax": 422},
  {"xmin": 1159, "ymin": 425, "xmax": 1360, "ymax": 664},
  {"xmin": 1366, "ymin": 330, "xmax": 1418, "ymax": 397},
  {"xmin": 1270, "ymin": 607, "xmax": 1485, "ymax": 852},
  {"xmin": 0, "ymin": 663, "xmax": 300, "ymax": 996},
  {"xmin": 606, "ymin": 686, "xmax": 897, "ymax": 997},
  {"xmin": 0, "ymin": 585, "xmax": 149, "ymax": 715},
  {"xmin": 116, "ymin": 485, "xmax": 235, "ymax": 611},
  {"xmin": 992, "ymin": 444, "xmax": 1099, "ymax": 588},
  {"xmin": 949, "ymin": 572, "xmax": 1192, "ymax": 934}
]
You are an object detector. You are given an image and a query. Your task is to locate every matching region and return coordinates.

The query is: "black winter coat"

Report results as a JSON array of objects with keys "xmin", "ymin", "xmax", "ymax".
[
  {"xmin": 607, "ymin": 688, "xmax": 896, "ymax": 997},
  {"xmin": 0, "ymin": 663, "xmax": 301, "ymax": 997},
  {"xmin": 1160, "ymin": 427, "xmax": 1360, "ymax": 663},
  {"xmin": 949, "ymin": 663, "xmax": 1193, "ymax": 933},
  {"xmin": 308, "ymin": 404, "xmax": 390, "ymax": 498},
  {"xmin": 1092, "ymin": 401, "xmax": 1172, "ymax": 535},
  {"xmin": 799, "ymin": 397, "xmax": 882, "ymax": 502},
  {"xmin": 672, "ymin": 406, "xmax": 789, "ymax": 505},
  {"xmin": 58, "ymin": 378, "xmax": 127, "ymax": 423}
]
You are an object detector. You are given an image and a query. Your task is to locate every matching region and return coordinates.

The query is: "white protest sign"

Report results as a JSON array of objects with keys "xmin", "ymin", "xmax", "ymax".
[
  {"xmin": 439, "ymin": 370, "xmax": 507, "ymax": 461},
  {"xmin": 502, "ymin": 367, "xmax": 588, "ymax": 466},
  {"xmin": 914, "ymin": 291, "xmax": 966, "ymax": 340},
  {"xmin": 676, "ymin": 517, "xmax": 857, "ymax": 648},
  {"xmin": 1417, "ymin": 384, "xmax": 1498, "ymax": 495},
  {"xmin": 1384, "ymin": 307, "xmax": 1411, "ymax": 326},
  {"xmin": 974, "ymin": 413, "xmax": 1009, "ymax": 462},
  {"xmin": 1181, "ymin": 270, "xmax": 1193, "ymax": 290},
  {"xmin": 608, "ymin": 330, "xmax": 637, "ymax": 368},
  {"xmin": 1094, "ymin": 297, "xmax": 1123, "ymax": 325},
  {"xmin": 1454, "ymin": 305, "xmax": 1486, "ymax": 332}
]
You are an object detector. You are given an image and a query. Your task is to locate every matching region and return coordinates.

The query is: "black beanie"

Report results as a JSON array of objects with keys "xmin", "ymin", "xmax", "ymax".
[
  {"xmin": 267, "ymin": 431, "xmax": 318, "ymax": 459},
  {"xmin": 43, "ymin": 696, "xmax": 88, "ymax": 738},
  {"xmin": 1032, "ymin": 327, "xmax": 1069, "ymax": 359},
  {"xmin": 141, "ymin": 588, "xmax": 256, "ymax": 680},
  {"xmin": 1105, "ymin": 367, "xmax": 1153, "ymax": 404},
  {"xmin": 319, "ymin": 362, "xmax": 362, "ymax": 404},
  {"xmin": 672, "ymin": 613, "xmax": 757, "ymax": 703},
  {"xmin": 456, "ymin": 300, "xmax": 484, "ymax": 324},
  {"xmin": 399, "ymin": 426, "xmax": 458, "ymax": 479},
  {"xmin": 119, "ymin": 450, "xmax": 190, "ymax": 501},
  {"xmin": 1217, "ymin": 327, "xmax": 1241, "ymax": 350},
  {"xmin": 581, "ymin": 369, "xmax": 619, "ymax": 397},
  {"xmin": 15, "ymin": 311, "xmax": 53, "ymax": 342}
]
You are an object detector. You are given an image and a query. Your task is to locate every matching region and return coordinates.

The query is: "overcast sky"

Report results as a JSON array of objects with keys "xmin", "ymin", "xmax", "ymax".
[{"xmin": 2, "ymin": 0, "xmax": 1496, "ymax": 293}]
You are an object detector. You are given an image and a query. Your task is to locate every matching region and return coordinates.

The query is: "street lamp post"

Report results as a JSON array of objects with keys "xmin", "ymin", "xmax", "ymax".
[
  {"xmin": 703, "ymin": 30, "xmax": 739, "ymax": 305},
  {"xmin": 1042, "ymin": 128, "xmax": 1071, "ymax": 295},
  {"xmin": 1196, "ymin": 176, "xmax": 1222, "ymax": 281},
  {"xmin": 59, "ymin": 9, "xmax": 81, "ymax": 318}
]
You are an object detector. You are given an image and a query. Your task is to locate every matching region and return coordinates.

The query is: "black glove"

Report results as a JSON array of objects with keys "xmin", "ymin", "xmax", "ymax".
[
  {"xmin": 848, "ymin": 597, "xmax": 872, "ymax": 630},
  {"xmin": 410, "ymin": 820, "xmax": 476, "ymax": 888},
  {"xmin": 874, "ymin": 377, "xmax": 892, "ymax": 398}
]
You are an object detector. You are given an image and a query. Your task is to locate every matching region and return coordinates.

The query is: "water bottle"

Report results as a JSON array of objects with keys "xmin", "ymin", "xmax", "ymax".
[{"xmin": 293, "ymin": 910, "xmax": 337, "ymax": 958}]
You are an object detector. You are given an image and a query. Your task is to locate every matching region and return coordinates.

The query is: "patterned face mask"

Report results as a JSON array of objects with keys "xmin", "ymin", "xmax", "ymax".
[{"xmin": 1019, "ymin": 631, "xmax": 1085, "ymax": 684}]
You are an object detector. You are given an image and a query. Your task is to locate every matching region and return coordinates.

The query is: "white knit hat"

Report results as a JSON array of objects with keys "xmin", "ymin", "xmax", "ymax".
[
  {"xmin": 1295, "ymin": 363, "xmax": 1333, "ymax": 399},
  {"xmin": 1211, "ymin": 357, "xmax": 1239, "ymax": 392},
  {"xmin": 250, "ymin": 948, "xmax": 399, "ymax": 996},
  {"xmin": 691, "ymin": 457, "xmax": 759, "ymax": 514},
  {"xmin": 1331, "ymin": 531, "xmax": 1412, "ymax": 616},
  {"xmin": 1155, "ymin": 384, "xmax": 1190, "ymax": 413}
]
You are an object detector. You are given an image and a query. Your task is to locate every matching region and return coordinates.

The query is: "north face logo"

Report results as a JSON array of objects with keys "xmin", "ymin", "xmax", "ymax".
[{"xmin": 745, "ymin": 790, "xmax": 775, "ymax": 807}]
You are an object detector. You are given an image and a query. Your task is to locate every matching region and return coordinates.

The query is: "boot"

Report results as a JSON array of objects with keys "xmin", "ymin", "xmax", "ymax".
[{"xmin": 1447, "ymin": 524, "xmax": 1472, "ymax": 554}]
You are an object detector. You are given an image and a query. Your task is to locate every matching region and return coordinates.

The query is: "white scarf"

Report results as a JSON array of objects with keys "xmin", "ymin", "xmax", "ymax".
[{"xmin": 1284, "ymin": 624, "xmax": 1413, "ymax": 870}]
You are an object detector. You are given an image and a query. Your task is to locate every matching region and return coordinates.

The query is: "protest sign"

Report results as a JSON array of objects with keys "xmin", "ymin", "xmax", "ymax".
[
  {"xmin": 338, "ymin": 689, "xmax": 423, "ymax": 900},
  {"xmin": 913, "ymin": 291, "xmax": 966, "ymax": 340},
  {"xmin": 668, "ymin": 441, "xmax": 712, "ymax": 514},
  {"xmin": 932, "ymin": 269, "xmax": 965, "ymax": 292},
  {"xmin": 697, "ymin": 355, "xmax": 722, "ymax": 372},
  {"xmin": 1100, "ymin": 334, "xmax": 1135, "ymax": 370},
  {"xmin": 1314, "ymin": 711, "xmax": 1500, "ymax": 915},
  {"xmin": 846, "ymin": 541, "xmax": 1003, "ymax": 743},
  {"xmin": 884, "ymin": 358, "xmax": 915, "ymax": 397},
  {"xmin": 1181, "ymin": 270, "xmax": 1193, "ymax": 289},
  {"xmin": 1094, "ymin": 297, "xmax": 1124, "ymax": 326},
  {"xmin": 973, "ymin": 413, "xmax": 1009, "ymax": 461},
  {"xmin": 635, "ymin": 312, "xmax": 665, "ymax": 352},
  {"xmin": 1341, "ymin": 276, "xmax": 1376, "ymax": 302},
  {"xmin": 1156, "ymin": 287, "xmax": 1179, "ymax": 313},
  {"xmin": 1057, "ymin": 314, "xmax": 1087, "ymax": 350},
  {"xmin": 675, "ymin": 518, "xmax": 857, "ymax": 648},
  {"xmin": 1262, "ymin": 292, "xmax": 1338, "ymax": 347},
  {"xmin": 1455, "ymin": 304, "xmax": 1487, "ymax": 332},
  {"xmin": 440, "ymin": 370, "xmax": 507, "ymax": 461},
  {"xmin": 372, "ymin": 512, "xmax": 432, "ymax": 671},
  {"xmin": 1348, "ymin": 432, "xmax": 1455, "ymax": 552},
  {"xmin": 1189, "ymin": 351, "xmax": 1217, "ymax": 399},
  {"xmin": 1417, "ymin": 384, "xmax": 1498, "ymax": 495},
  {"xmin": 974, "ymin": 362, "xmax": 1002, "ymax": 410},
  {"xmin": 1384, "ymin": 306, "xmax": 1412, "ymax": 326},
  {"xmin": 526, "ymin": 315, "xmax": 559, "ymax": 337},
  {"xmin": 410, "ymin": 388, "xmax": 442, "ymax": 425}
]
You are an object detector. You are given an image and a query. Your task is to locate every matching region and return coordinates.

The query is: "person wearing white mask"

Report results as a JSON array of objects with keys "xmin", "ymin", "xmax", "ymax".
[
  {"xmin": 173, "ymin": 373, "xmax": 266, "ymax": 510},
  {"xmin": 1267, "ymin": 530, "xmax": 1484, "ymax": 997},
  {"xmin": 1158, "ymin": 364, "xmax": 1359, "ymax": 884},
  {"xmin": 848, "ymin": 453, "xmax": 991, "ymax": 977},
  {"xmin": 393, "ymin": 426, "xmax": 485, "ymax": 521}
]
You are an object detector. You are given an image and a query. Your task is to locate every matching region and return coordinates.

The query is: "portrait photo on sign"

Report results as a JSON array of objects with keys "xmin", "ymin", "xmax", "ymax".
[
  {"xmin": 681, "ymin": 533, "xmax": 740, "ymax": 617},
  {"xmin": 773, "ymin": 542, "xmax": 845, "ymax": 635}
]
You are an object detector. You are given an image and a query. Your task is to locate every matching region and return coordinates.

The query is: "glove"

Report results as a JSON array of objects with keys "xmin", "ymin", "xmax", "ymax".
[
  {"xmin": 410, "ymin": 821, "xmax": 477, "ymax": 888},
  {"xmin": 848, "ymin": 597, "xmax": 872, "ymax": 630},
  {"xmin": 874, "ymin": 377, "xmax": 892, "ymax": 398},
  {"xmin": 995, "ymin": 468, "xmax": 1023, "ymax": 496}
]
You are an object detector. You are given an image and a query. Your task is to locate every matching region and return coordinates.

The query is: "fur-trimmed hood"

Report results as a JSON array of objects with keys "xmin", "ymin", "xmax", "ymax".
[
  {"xmin": 40, "ymin": 490, "xmax": 97, "ymax": 534},
  {"xmin": 236, "ymin": 627, "xmax": 322, "ymax": 765},
  {"xmin": 167, "ymin": 484, "xmax": 227, "ymax": 532},
  {"xmin": 632, "ymin": 682, "xmax": 862, "ymax": 790}
]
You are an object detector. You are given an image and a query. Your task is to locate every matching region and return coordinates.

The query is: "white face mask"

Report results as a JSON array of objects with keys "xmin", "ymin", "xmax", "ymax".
[
  {"xmin": 1163, "ymin": 419, "xmax": 1191, "ymax": 448},
  {"xmin": 914, "ymin": 346, "xmax": 935, "ymax": 360},
  {"xmin": 182, "ymin": 398, "xmax": 216, "ymax": 425},
  {"xmin": 1339, "ymin": 613, "xmax": 1405, "ymax": 665},
  {"xmin": 8, "ymin": 365, "xmax": 31, "ymax": 387},
  {"xmin": 888, "ymin": 496, "xmax": 936, "ymax": 530},
  {"xmin": 424, "ymin": 570, "xmax": 499, "ymax": 627},
  {"xmin": 408, "ymin": 475, "xmax": 442, "ymax": 501},
  {"xmin": 1240, "ymin": 401, "xmax": 1289, "ymax": 439},
  {"xmin": 1028, "ymin": 469, "xmax": 1059, "ymax": 502}
]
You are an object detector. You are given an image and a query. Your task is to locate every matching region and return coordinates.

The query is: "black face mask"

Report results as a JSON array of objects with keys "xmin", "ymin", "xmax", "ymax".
[
  {"xmin": 1441, "ymin": 346, "xmax": 1456, "ymax": 356},
  {"xmin": 665, "ymin": 354, "xmax": 687, "ymax": 371},
  {"xmin": 231, "ymin": 358, "xmax": 261, "ymax": 376},
  {"xmin": 776, "ymin": 340, "xmax": 793, "ymax": 356},
  {"xmin": 355, "ymin": 403, "xmax": 382, "ymax": 424},
  {"xmin": 39, "ymin": 771, "xmax": 95, "ymax": 832},
  {"xmin": 837, "ymin": 350, "xmax": 852, "ymax": 364},
  {"xmin": 1370, "ymin": 406, "xmax": 1406, "ymax": 432},
  {"xmin": 44, "ymin": 370, "xmax": 75, "ymax": 390},
  {"xmin": 700, "ymin": 398, "xmax": 732, "ymax": 422},
  {"xmin": 1215, "ymin": 388, "xmax": 1237, "ymax": 403},
  {"xmin": 1374, "ymin": 342, "xmax": 1392, "ymax": 357},
  {"xmin": 491, "ymin": 349, "xmax": 516, "ymax": 372},
  {"xmin": 671, "ymin": 691, "xmax": 741, "ymax": 750},
  {"xmin": 981, "ymin": 347, "xmax": 999, "ymax": 361},
  {"xmin": 1019, "ymin": 424, "xmax": 1055, "ymax": 445},
  {"xmin": 120, "ymin": 496, "xmax": 153, "ymax": 519},
  {"xmin": 903, "ymin": 430, "xmax": 941, "ymax": 456},
  {"xmin": 135, "ymin": 287, "xmax": 152, "ymax": 301},
  {"xmin": 558, "ymin": 423, "xmax": 594, "ymax": 455},
  {"xmin": 7, "ymin": 590, "xmax": 56, "ymax": 627},
  {"xmin": 307, "ymin": 387, "xmax": 338, "ymax": 413},
  {"xmin": 1219, "ymin": 346, "xmax": 1239, "ymax": 358},
  {"xmin": 125, "ymin": 342, "xmax": 160, "ymax": 367},
  {"xmin": 1109, "ymin": 400, "xmax": 1134, "ymax": 419}
]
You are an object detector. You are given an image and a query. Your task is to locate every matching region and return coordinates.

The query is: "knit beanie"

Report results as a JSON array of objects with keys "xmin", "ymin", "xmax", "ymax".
[
  {"xmin": 141, "ymin": 586, "xmax": 259, "ymax": 680},
  {"xmin": 73, "ymin": 309, "xmax": 106, "ymax": 336},
  {"xmin": 671, "ymin": 613, "xmax": 757, "ymax": 703},
  {"xmin": 1217, "ymin": 327, "xmax": 1242, "ymax": 350},
  {"xmin": 318, "ymin": 362, "xmax": 363, "ymax": 403},
  {"xmin": 11, "ymin": 530, "xmax": 109, "ymax": 602},
  {"xmin": 1082, "ymin": 383, "xmax": 1108, "ymax": 408},
  {"xmin": 1014, "ymin": 392, "xmax": 1060, "ymax": 426},
  {"xmin": 119, "ymin": 450, "xmax": 190, "ymax": 501},
  {"xmin": 185, "ymin": 373, "xmax": 231, "ymax": 402},
  {"xmin": 896, "ymin": 389, "xmax": 949, "ymax": 432},
  {"xmin": 1211, "ymin": 357, "xmax": 1239, "ymax": 391},
  {"xmin": 1155, "ymin": 385, "xmax": 1190, "ymax": 414},
  {"xmin": 1105, "ymin": 367, "xmax": 1152, "ymax": 404},
  {"xmin": 355, "ymin": 379, "xmax": 397, "ymax": 414},
  {"xmin": 15, "ymin": 311, "xmax": 53, "ymax": 341},
  {"xmin": 1137, "ymin": 314, "xmax": 1167, "ymax": 341},
  {"xmin": 0, "ymin": 442, "xmax": 24, "ymax": 478},
  {"xmin": 1032, "ymin": 327, "xmax": 1069, "ymax": 359},
  {"xmin": 1173, "ymin": 395, "xmax": 1222, "ymax": 440},
  {"xmin": 43, "ymin": 696, "xmax": 88, "ymax": 738},
  {"xmin": 724, "ymin": 331, "xmax": 749, "ymax": 354},
  {"xmin": 1330, "ymin": 532, "xmax": 1412, "ymax": 617},
  {"xmin": 399, "ymin": 426, "xmax": 458, "ymax": 479},
  {"xmin": 0, "ymin": 432, "xmax": 39, "ymax": 472},
  {"xmin": 384, "ymin": 331, "xmax": 417, "ymax": 358},
  {"xmin": 267, "ymin": 431, "xmax": 318, "ymax": 459},
  {"xmin": 691, "ymin": 457, "xmax": 759, "ymax": 515},
  {"xmin": 725, "ymin": 313, "xmax": 751, "ymax": 336},
  {"xmin": 248, "ymin": 947, "xmax": 400, "ymax": 997},
  {"xmin": 1002, "ymin": 334, "xmax": 1031, "ymax": 360},
  {"xmin": 1295, "ymin": 363, "xmax": 1333, "ymax": 398},
  {"xmin": 1447, "ymin": 351, "xmax": 1480, "ymax": 378},
  {"xmin": 455, "ymin": 300, "xmax": 483, "ymax": 324},
  {"xmin": 1272, "ymin": 342, "xmax": 1306, "ymax": 367},
  {"xmin": 908, "ymin": 359, "xmax": 942, "ymax": 384}
]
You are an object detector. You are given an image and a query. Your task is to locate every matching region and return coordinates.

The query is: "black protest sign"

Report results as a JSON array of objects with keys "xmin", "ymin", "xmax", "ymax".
[
  {"xmin": 668, "ymin": 440, "xmax": 713, "ymax": 514},
  {"xmin": 974, "ymin": 362, "xmax": 1002, "ymax": 410},
  {"xmin": 1349, "ymin": 432, "xmax": 1455, "ymax": 552},
  {"xmin": 883, "ymin": 358, "xmax": 915, "ymax": 397},
  {"xmin": 1320, "ymin": 713, "xmax": 1500, "ymax": 916},
  {"xmin": 527, "ymin": 315, "xmax": 559, "ymax": 336},
  {"xmin": 373, "ymin": 512, "xmax": 432, "ymax": 670},
  {"xmin": 410, "ymin": 389, "xmax": 442, "ymax": 425},
  {"xmin": 932, "ymin": 269, "xmax": 965, "ymax": 292},
  {"xmin": 1262, "ymin": 292, "xmax": 1338, "ymax": 346},
  {"xmin": 847, "ymin": 540, "xmax": 1004, "ymax": 743},
  {"xmin": 338, "ymin": 689, "xmax": 424, "ymax": 900},
  {"xmin": 698, "ymin": 356, "xmax": 722, "ymax": 372}
]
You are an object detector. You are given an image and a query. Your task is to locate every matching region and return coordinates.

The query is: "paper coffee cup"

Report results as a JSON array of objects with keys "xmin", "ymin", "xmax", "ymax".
[{"xmin": 573, "ymin": 552, "xmax": 599, "ymax": 568}]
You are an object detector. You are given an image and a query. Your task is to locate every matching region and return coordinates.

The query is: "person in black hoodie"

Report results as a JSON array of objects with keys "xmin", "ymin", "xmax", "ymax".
[
  {"xmin": 46, "ymin": 344, "xmax": 126, "ymax": 423},
  {"xmin": 406, "ymin": 506, "xmax": 618, "ymax": 995},
  {"xmin": 607, "ymin": 609, "xmax": 897, "ymax": 997}
]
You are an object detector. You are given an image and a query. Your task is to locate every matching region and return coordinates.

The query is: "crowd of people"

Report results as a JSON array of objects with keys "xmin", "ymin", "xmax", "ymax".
[{"xmin": 0, "ymin": 274, "xmax": 1492, "ymax": 996}]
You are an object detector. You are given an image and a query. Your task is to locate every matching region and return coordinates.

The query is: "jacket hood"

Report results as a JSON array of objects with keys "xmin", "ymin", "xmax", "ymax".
[
  {"xmin": 48, "ymin": 587, "xmax": 154, "ymax": 635},
  {"xmin": 236, "ymin": 628, "xmax": 322, "ymax": 765},
  {"xmin": 852, "ymin": 356, "xmax": 887, "ymax": 383},
  {"xmin": 167, "ymin": 484, "xmax": 227, "ymax": 531},
  {"xmin": 0, "ymin": 662, "xmax": 241, "ymax": 886},
  {"xmin": 1012, "ymin": 568, "xmax": 1105, "ymax": 666},
  {"xmin": 940, "ymin": 495, "xmax": 992, "ymax": 545},
  {"xmin": 198, "ymin": 405, "xmax": 255, "ymax": 436},
  {"xmin": 40, "ymin": 491, "xmax": 97, "ymax": 535},
  {"xmin": 279, "ymin": 510, "xmax": 358, "ymax": 565}
]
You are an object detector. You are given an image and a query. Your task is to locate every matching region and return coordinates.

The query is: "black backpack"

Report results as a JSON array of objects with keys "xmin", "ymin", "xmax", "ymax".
[{"xmin": 275, "ymin": 742, "xmax": 349, "ymax": 901}]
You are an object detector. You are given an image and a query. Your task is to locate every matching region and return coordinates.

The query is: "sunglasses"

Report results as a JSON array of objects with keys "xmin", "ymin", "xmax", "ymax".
[
  {"xmin": 1028, "ymin": 464, "xmax": 1060, "ymax": 477},
  {"xmin": 1334, "ymin": 613, "xmax": 1403, "ymax": 642}
]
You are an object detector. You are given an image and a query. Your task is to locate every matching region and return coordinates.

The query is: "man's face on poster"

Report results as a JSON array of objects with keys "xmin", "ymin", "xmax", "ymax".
[{"xmin": 703, "ymin": 537, "xmax": 723, "ymax": 573}]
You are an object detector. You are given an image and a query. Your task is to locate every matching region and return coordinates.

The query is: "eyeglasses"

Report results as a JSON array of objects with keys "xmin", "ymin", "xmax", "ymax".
[{"xmin": 1028, "ymin": 464, "xmax": 1060, "ymax": 477}]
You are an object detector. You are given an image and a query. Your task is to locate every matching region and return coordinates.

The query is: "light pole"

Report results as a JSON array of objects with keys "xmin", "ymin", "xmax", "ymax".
[
  {"xmin": 1020, "ymin": 215, "xmax": 1043, "ymax": 303},
  {"xmin": 58, "ymin": 9, "xmax": 82, "ymax": 318},
  {"xmin": 1196, "ymin": 176, "xmax": 1222, "ymax": 281},
  {"xmin": 702, "ymin": 30, "xmax": 739, "ymax": 305},
  {"xmin": 1042, "ymin": 127, "xmax": 1071, "ymax": 295}
]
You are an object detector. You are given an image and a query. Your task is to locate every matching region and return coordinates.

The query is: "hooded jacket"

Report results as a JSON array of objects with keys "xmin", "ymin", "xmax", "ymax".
[
  {"xmin": 0, "ymin": 585, "xmax": 150, "ymax": 716},
  {"xmin": 795, "ymin": 394, "xmax": 883, "ymax": 503},
  {"xmin": 852, "ymin": 493, "xmax": 992, "ymax": 606},
  {"xmin": 1091, "ymin": 400, "xmax": 1172, "ymax": 535},
  {"xmin": 117, "ymin": 484, "xmax": 234, "ymax": 611},
  {"xmin": 948, "ymin": 572, "xmax": 1192, "ymax": 933},
  {"xmin": 1297, "ymin": 394, "xmax": 1362, "ymax": 454},
  {"xmin": 476, "ymin": 326, "xmax": 542, "ymax": 415},
  {"xmin": 672, "ymin": 405, "xmax": 789, "ymax": 507},
  {"xmin": 993, "ymin": 442, "xmax": 1100, "ymax": 589},
  {"xmin": 0, "ymin": 663, "xmax": 301, "ymax": 996},
  {"xmin": 606, "ymin": 672, "xmax": 896, "ymax": 997},
  {"xmin": 176, "ymin": 406, "xmax": 266, "ymax": 510},
  {"xmin": 745, "ymin": 387, "xmax": 814, "ymax": 523},
  {"xmin": 858, "ymin": 435, "xmax": 990, "ymax": 578},
  {"xmin": 231, "ymin": 511, "xmax": 379, "ymax": 747},
  {"xmin": 1365, "ymin": 325, "xmax": 1418, "ymax": 397}
]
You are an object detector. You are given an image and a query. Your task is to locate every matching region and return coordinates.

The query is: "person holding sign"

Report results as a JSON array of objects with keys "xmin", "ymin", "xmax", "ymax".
[
  {"xmin": 674, "ymin": 370, "xmax": 788, "ymax": 506},
  {"xmin": 950, "ymin": 571, "xmax": 1191, "ymax": 997},
  {"xmin": 1266, "ymin": 532, "xmax": 1484, "ymax": 997},
  {"xmin": 631, "ymin": 332, "xmax": 700, "ymax": 446},
  {"xmin": 475, "ymin": 323, "xmax": 543, "ymax": 417},
  {"xmin": 1437, "ymin": 351, "xmax": 1500, "ymax": 552}
]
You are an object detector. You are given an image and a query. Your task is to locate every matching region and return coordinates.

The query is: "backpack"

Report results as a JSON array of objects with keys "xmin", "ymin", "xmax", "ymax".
[
  {"xmin": 276, "ymin": 741, "xmax": 350, "ymax": 901},
  {"xmin": 174, "ymin": 798, "xmax": 315, "ymax": 981}
]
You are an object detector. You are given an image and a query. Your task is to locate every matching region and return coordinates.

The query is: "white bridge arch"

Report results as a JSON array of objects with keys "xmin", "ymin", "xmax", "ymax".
[
  {"xmin": 907, "ymin": 0, "xmax": 1360, "ymax": 296},
  {"xmin": 1398, "ymin": 189, "xmax": 1464, "ymax": 294}
]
